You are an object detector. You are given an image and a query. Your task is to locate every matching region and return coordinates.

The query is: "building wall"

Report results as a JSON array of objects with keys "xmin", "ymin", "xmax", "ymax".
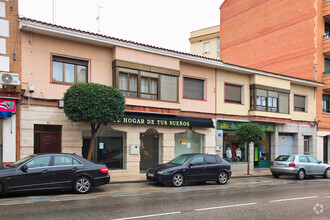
[
  {"xmin": 190, "ymin": 25, "xmax": 220, "ymax": 58},
  {"xmin": 220, "ymin": 0, "xmax": 316, "ymax": 80}
]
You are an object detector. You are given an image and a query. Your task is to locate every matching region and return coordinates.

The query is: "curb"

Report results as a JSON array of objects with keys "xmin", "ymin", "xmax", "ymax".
[{"xmin": 109, "ymin": 174, "xmax": 273, "ymax": 184}]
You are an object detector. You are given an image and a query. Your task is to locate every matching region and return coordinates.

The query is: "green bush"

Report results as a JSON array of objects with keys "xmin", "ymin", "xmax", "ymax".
[{"xmin": 235, "ymin": 123, "xmax": 265, "ymax": 144}]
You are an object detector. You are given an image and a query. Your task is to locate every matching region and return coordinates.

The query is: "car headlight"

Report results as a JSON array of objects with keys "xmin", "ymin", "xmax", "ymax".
[{"xmin": 157, "ymin": 171, "xmax": 164, "ymax": 175}]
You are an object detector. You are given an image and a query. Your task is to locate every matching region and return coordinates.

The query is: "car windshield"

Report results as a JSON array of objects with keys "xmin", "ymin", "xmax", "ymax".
[
  {"xmin": 168, "ymin": 155, "xmax": 193, "ymax": 165},
  {"xmin": 275, "ymin": 155, "xmax": 295, "ymax": 162},
  {"xmin": 9, "ymin": 155, "xmax": 34, "ymax": 168}
]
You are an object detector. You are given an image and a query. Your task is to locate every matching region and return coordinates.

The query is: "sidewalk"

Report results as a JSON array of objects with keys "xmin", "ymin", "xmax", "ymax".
[{"xmin": 110, "ymin": 169, "xmax": 272, "ymax": 183}]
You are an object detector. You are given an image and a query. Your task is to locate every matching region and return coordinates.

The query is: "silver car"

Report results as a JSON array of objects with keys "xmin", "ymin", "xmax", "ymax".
[{"xmin": 270, "ymin": 155, "xmax": 330, "ymax": 180}]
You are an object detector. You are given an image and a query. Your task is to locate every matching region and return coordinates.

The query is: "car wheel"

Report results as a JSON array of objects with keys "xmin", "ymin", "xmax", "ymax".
[
  {"xmin": 73, "ymin": 176, "xmax": 92, "ymax": 194},
  {"xmin": 171, "ymin": 173, "xmax": 184, "ymax": 187},
  {"xmin": 296, "ymin": 169, "xmax": 305, "ymax": 180},
  {"xmin": 217, "ymin": 171, "xmax": 228, "ymax": 185},
  {"xmin": 324, "ymin": 168, "xmax": 330, "ymax": 179}
]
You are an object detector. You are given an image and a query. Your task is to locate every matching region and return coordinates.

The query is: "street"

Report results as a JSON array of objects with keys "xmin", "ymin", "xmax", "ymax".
[{"xmin": 0, "ymin": 176, "xmax": 329, "ymax": 220}]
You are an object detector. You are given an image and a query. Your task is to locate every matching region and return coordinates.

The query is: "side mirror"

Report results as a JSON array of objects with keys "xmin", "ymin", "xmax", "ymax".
[
  {"xmin": 318, "ymin": 161, "xmax": 322, "ymax": 164},
  {"xmin": 21, "ymin": 165, "xmax": 28, "ymax": 172}
]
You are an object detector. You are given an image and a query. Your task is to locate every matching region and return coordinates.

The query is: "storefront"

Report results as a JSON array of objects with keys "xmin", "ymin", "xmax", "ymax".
[
  {"xmin": 0, "ymin": 98, "xmax": 17, "ymax": 165},
  {"xmin": 84, "ymin": 111, "xmax": 214, "ymax": 173},
  {"xmin": 217, "ymin": 120, "xmax": 275, "ymax": 169}
]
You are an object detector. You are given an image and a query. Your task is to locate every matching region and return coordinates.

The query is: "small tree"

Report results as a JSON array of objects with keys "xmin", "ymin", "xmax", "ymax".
[
  {"xmin": 235, "ymin": 123, "xmax": 265, "ymax": 174},
  {"xmin": 63, "ymin": 83, "xmax": 125, "ymax": 160}
]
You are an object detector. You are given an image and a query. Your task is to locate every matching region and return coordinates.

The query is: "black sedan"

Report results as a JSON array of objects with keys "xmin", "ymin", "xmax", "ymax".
[
  {"xmin": 147, "ymin": 153, "xmax": 232, "ymax": 187},
  {"xmin": 0, "ymin": 153, "xmax": 110, "ymax": 195}
]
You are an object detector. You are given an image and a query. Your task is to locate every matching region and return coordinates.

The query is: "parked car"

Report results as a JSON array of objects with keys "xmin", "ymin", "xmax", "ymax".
[
  {"xmin": 0, "ymin": 153, "xmax": 110, "ymax": 195},
  {"xmin": 146, "ymin": 153, "xmax": 232, "ymax": 187},
  {"xmin": 270, "ymin": 155, "xmax": 330, "ymax": 180}
]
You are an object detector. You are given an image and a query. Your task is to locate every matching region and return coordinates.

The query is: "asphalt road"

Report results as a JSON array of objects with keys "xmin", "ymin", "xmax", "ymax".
[{"xmin": 0, "ymin": 176, "xmax": 329, "ymax": 220}]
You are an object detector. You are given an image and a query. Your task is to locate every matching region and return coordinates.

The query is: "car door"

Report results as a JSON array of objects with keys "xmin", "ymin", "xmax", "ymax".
[
  {"xmin": 298, "ymin": 156, "xmax": 312, "ymax": 175},
  {"xmin": 204, "ymin": 156, "xmax": 219, "ymax": 180},
  {"xmin": 185, "ymin": 156, "xmax": 205, "ymax": 181},
  {"xmin": 8, "ymin": 156, "xmax": 52, "ymax": 192},
  {"xmin": 307, "ymin": 156, "xmax": 325, "ymax": 175},
  {"xmin": 49, "ymin": 155, "xmax": 83, "ymax": 188}
]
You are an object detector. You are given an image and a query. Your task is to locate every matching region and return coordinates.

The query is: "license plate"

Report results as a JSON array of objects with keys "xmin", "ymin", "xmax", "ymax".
[
  {"xmin": 276, "ymin": 164, "xmax": 285, "ymax": 167},
  {"xmin": 147, "ymin": 173, "xmax": 154, "ymax": 177}
]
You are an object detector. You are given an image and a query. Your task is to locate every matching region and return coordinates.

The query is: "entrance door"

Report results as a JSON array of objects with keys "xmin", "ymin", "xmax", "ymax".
[
  {"xmin": 140, "ymin": 131, "xmax": 159, "ymax": 172},
  {"xmin": 34, "ymin": 125, "xmax": 62, "ymax": 153},
  {"xmin": 324, "ymin": 136, "xmax": 328, "ymax": 164},
  {"xmin": 278, "ymin": 134, "xmax": 293, "ymax": 155}
]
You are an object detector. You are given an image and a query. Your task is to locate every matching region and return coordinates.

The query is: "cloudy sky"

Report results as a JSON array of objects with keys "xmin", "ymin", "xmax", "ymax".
[{"xmin": 18, "ymin": 0, "xmax": 224, "ymax": 52}]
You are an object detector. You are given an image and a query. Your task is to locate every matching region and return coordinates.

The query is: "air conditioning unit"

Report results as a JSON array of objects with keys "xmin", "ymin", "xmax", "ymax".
[{"xmin": 0, "ymin": 73, "xmax": 20, "ymax": 85}]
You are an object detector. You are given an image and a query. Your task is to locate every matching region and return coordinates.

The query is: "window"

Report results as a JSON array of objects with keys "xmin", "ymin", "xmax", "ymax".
[
  {"xmin": 54, "ymin": 156, "xmax": 81, "ymax": 166},
  {"xmin": 223, "ymin": 131, "xmax": 246, "ymax": 162},
  {"xmin": 294, "ymin": 95, "xmax": 306, "ymax": 111},
  {"xmin": 190, "ymin": 156, "xmax": 204, "ymax": 166},
  {"xmin": 117, "ymin": 67, "xmax": 177, "ymax": 102},
  {"xmin": 183, "ymin": 77, "xmax": 205, "ymax": 100},
  {"xmin": 325, "ymin": 58, "xmax": 330, "ymax": 75},
  {"xmin": 299, "ymin": 156, "xmax": 308, "ymax": 163},
  {"xmin": 205, "ymin": 156, "xmax": 217, "ymax": 164},
  {"xmin": 250, "ymin": 86, "xmax": 289, "ymax": 113},
  {"xmin": 325, "ymin": 22, "xmax": 330, "ymax": 39},
  {"xmin": 307, "ymin": 156, "xmax": 319, "ymax": 163},
  {"xmin": 203, "ymin": 42, "xmax": 210, "ymax": 54},
  {"xmin": 217, "ymin": 37, "xmax": 220, "ymax": 58},
  {"xmin": 225, "ymin": 83, "xmax": 242, "ymax": 104},
  {"xmin": 323, "ymin": 94, "xmax": 330, "ymax": 113},
  {"xmin": 26, "ymin": 156, "xmax": 51, "ymax": 168},
  {"xmin": 52, "ymin": 55, "xmax": 88, "ymax": 84}
]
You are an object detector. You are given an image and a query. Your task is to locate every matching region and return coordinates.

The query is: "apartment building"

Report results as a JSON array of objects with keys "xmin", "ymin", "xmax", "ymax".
[
  {"xmin": 0, "ymin": 0, "xmax": 20, "ymax": 166},
  {"xmin": 189, "ymin": 25, "xmax": 220, "ymax": 59},
  {"xmin": 17, "ymin": 18, "xmax": 322, "ymax": 178},
  {"xmin": 220, "ymin": 0, "xmax": 330, "ymax": 163}
]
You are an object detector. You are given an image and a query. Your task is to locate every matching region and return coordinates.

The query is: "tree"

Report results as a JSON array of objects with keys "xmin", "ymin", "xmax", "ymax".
[
  {"xmin": 235, "ymin": 123, "xmax": 265, "ymax": 174},
  {"xmin": 63, "ymin": 83, "xmax": 125, "ymax": 160}
]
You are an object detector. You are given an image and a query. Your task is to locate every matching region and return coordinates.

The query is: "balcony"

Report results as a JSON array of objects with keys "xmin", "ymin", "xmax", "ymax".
[{"xmin": 324, "ymin": 0, "xmax": 330, "ymax": 21}]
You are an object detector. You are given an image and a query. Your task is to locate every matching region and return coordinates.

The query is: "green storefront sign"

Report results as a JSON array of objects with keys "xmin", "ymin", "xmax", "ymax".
[{"xmin": 217, "ymin": 121, "xmax": 276, "ymax": 132}]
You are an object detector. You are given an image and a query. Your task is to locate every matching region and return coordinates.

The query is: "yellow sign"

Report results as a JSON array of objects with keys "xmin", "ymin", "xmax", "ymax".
[{"xmin": 180, "ymin": 140, "xmax": 187, "ymax": 145}]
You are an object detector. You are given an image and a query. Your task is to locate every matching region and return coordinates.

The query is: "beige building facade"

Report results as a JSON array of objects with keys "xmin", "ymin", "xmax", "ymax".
[{"xmin": 18, "ymin": 18, "xmax": 322, "ymax": 179}]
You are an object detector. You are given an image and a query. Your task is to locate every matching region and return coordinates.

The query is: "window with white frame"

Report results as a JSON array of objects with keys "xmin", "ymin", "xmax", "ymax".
[{"xmin": 203, "ymin": 42, "xmax": 210, "ymax": 54}]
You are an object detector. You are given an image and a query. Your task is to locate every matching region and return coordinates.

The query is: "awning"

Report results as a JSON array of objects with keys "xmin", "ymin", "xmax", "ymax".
[
  {"xmin": 0, "ymin": 111, "xmax": 12, "ymax": 118},
  {"xmin": 114, "ymin": 112, "xmax": 214, "ymax": 128}
]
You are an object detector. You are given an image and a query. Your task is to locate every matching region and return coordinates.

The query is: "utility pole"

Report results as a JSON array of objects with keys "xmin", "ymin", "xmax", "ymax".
[{"xmin": 52, "ymin": 0, "xmax": 56, "ymax": 24}]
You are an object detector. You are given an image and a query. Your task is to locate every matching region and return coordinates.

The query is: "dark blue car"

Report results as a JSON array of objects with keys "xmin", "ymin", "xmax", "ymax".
[{"xmin": 147, "ymin": 153, "xmax": 232, "ymax": 187}]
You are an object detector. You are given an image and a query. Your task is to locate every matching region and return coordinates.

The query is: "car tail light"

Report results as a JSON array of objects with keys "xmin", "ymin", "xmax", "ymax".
[
  {"xmin": 100, "ymin": 167, "xmax": 109, "ymax": 173},
  {"xmin": 270, "ymin": 161, "xmax": 273, "ymax": 166},
  {"xmin": 289, "ymin": 163, "xmax": 296, "ymax": 167}
]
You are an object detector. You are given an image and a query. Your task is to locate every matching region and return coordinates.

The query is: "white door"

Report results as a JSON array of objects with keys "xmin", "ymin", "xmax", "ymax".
[{"xmin": 278, "ymin": 134, "xmax": 293, "ymax": 155}]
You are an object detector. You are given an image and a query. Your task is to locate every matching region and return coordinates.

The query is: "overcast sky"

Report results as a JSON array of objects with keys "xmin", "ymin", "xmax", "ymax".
[{"xmin": 18, "ymin": 0, "xmax": 224, "ymax": 52}]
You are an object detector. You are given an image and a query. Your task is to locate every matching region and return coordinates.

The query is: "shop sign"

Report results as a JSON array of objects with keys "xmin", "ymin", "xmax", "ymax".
[
  {"xmin": 0, "ymin": 99, "xmax": 16, "ymax": 112},
  {"xmin": 114, "ymin": 116, "xmax": 190, "ymax": 127},
  {"xmin": 217, "ymin": 121, "xmax": 275, "ymax": 132}
]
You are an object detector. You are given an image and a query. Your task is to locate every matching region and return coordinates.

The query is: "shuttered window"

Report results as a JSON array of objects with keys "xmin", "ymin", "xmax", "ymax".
[
  {"xmin": 294, "ymin": 95, "xmax": 306, "ymax": 111},
  {"xmin": 225, "ymin": 84, "xmax": 242, "ymax": 104},
  {"xmin": 183, "ymin": 77, "xmax": 205, "ymax": 100},
  {"xmin": 279, "ymin": 93, "xmax": 289, "ymax": 114}
]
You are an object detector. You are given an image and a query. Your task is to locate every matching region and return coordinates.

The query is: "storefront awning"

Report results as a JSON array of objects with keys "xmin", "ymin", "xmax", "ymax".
[
  {"xmin": 114, "ymin": 112, "xmax": 214, "ymax": 128},
  {"xmin": 0, "ymin": 111, "xmax": 12, "ymax": 117}
]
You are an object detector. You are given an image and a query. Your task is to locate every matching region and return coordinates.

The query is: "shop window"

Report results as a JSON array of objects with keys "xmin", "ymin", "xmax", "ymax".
[
  {"xmin": 183, "ymin": 77, "xmax": 205, "ymax": 100},
  {"xmin": 225, "ymin": 83, "xmax": 242, "ymax": 104},
  {"xmin": 174, "ymin": 130, "xmax": 203, "ymax": 157},
  {"xmin": 117, "ymin": 67, "xmax": 177, "ymax": 102},
  {"xmin": 52, "ymin": 55, "xmax": 88, "ymax": 84},
  {"xmin": 323, "ymin": 94, "xmax": 330, "ymax": 113},
  {"xmin": 82, "ymin": 128, "xmax": 125, "ymax": 169},
  {"xmin": 223, "ymin": 131, "xmax": 246, "ymax": 162},
  {"xmin": 294, "ymin": 95, "xmax": 306, "ymax": 111},
  {"xmin": 250, "ymin": 86, "xmax": 289, "ymax": 113}
]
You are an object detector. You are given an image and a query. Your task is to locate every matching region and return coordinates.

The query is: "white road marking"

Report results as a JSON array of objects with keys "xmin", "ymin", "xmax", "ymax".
[
  {"xmin": 111, "ymin": 211, "xmax": 181, "ymax": 220},
  {"xmin": 326, "ymin": 196, "xmax": 330, "ymax": 199},
  {"xmin": 194, "ymin": 202, "xmax": 257, "ymax": 211},
  {"xmin": 0, "ymin": 202, "xmax": 34, "ymax": 206},
  {"xmin": 269, "ymin": 196, "xmax": 319, "ymax": 203}
]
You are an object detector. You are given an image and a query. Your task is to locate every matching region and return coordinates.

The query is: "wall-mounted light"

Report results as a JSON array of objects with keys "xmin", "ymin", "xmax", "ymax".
[{"xmin": 58, "ymin": 100, "xmax": 64, "ymax": 108}]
